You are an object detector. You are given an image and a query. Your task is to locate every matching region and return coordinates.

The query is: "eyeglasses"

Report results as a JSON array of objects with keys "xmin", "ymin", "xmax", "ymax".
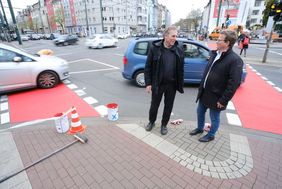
[{"xmin": 217, "ymin": 39, "xmax": 225, "ymax": 42}]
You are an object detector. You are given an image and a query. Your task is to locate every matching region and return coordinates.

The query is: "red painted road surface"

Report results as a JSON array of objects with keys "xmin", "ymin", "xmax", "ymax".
[
  {"xmin": 9, "ymin": 84, "xmax": 99, "ymax": 123},
  {"xmin": 207, "ymin": 41, "xmax": 282, "ymax": 134}
]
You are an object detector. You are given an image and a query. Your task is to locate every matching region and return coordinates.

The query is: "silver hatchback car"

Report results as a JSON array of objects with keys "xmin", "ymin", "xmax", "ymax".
[{"xmin": 0, "ymin": 44, "xmax": 70, "ymax": 94}]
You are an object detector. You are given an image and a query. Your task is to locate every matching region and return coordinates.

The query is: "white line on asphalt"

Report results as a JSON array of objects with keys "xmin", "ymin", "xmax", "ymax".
[
  {"xmin": 70, "ymin": 68, "xmax": 118, "ymax": 74},
  {"xmin": 274, "ymin": 87, "xmax": 282, "ymax": 92},
  {"xmin": 74, "ymin": 90, "xmax": 86, "ymax": 96},
  {"xmin": 0, "ymin": 112, "xmax": 10, "ymax": 124},
  {"xmin": 0, "ymin": 95, "xmax": 8, "ymax": 102},
  {"xmin": 256, "ymin": 72, "xmax": 262, "ymax": 76},
  {"xmin": 114, "ymin": 53, "xmax": 124, "ymax": 56},
  {"xmin": 67, "ymin": 84, "xmax": 78, "ymax": 89},
  {"xmin": 269, "ymin": 50, "xmax": 282, "ymax": 56},
  {"xmin": 83, "ymin": 97, "xmax": 98, "ymax": 104},
  {"xmin": 56, "ymin": 53, "xmax": 73, "ymax": 57},
  {"xmin": 63, "ymin": 79, "xmax": 71, "ymax": 84},
  {"xmin": 94, "ymin": 105, "xmax": 108, "ymax": 117},
  {"xmin": 266, "ymin": 81, "xmax": 275, "ymax": 86},
  {"xmin": 261, "ymin": 76, "xmax": 268, "ymax": 80},
  {"xmin": 0, "ymin": 102, "xmax": 8, "ymax": 111},
  {"xmin": 227, "ymin": 101, "xmax": 235, "ymax": 110},
  {"xmin": 226, "ymin": 113, "xmax": 242, "ymax": 126},
  {"xmin": 68, "ymin": 58, "xmax": 119, "ymax": 69}
]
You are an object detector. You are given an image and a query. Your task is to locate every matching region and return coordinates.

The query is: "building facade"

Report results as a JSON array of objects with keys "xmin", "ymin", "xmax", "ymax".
[{"xmin": 16, "ymin": 0, "xmax": 171, "ymax": 36}]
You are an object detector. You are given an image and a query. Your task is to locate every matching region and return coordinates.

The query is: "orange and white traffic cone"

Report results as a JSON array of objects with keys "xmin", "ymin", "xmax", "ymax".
[{"xmin": 68, "ymin": 107, "xmax": 86, "ymax": 135}]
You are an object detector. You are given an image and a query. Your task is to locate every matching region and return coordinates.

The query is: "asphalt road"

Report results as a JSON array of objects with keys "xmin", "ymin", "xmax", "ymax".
[{"xmin": 7, "ymin": 38, "xmax": 282, "ymax": 128}]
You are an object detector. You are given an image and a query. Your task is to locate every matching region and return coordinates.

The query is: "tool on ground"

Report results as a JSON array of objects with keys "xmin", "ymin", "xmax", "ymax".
[{"xmin": 0, "ymin": 133, "xmax": 88, "ymax": 184}]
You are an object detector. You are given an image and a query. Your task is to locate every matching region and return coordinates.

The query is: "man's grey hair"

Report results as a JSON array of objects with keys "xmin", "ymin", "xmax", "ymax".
[
  {"xmin": 163, "ymin": 26, "xmax": 178, "ymax": 37},
  {"xmin": 220, "ymin": 30, "xmax": 237, "ymax": 47}
]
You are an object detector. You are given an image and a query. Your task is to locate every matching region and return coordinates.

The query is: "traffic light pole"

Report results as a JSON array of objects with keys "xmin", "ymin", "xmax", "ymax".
[
  {"xmin": 216, "ymin": 0, "xmax": 223, "ymax": 27},
  {"xmin": 7, "ymin": 0, "xmax": 22, "ymax": 45},
  {"xmin": 262, "ymin": 21, "xmax": 276, "ymax": 63}
]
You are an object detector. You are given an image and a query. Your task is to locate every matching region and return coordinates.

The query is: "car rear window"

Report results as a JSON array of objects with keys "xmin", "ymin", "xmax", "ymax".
[{"xmin": 134, "ymin": 42, "xmax": 149, "ymax": 55}]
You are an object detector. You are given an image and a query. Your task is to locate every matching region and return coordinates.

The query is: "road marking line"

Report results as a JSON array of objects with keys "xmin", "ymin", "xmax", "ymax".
[
  {"xmin": 114, "ymin": 53, "xmax": 123, "ymax": 56},
  {"xmin": 83, "ymin": 97, "xmax": 98, "ymax": 104},
  {"xmin": 63, "ymin": 79, "xmax": 71, "ymax": 84},
  {"xmin": 226, "ymin": 113, "xmax": 242, "ymax": 126},
  {"xmin": 0, "ymin": 95, "xmax": 8, "ymax": 102},
  {"xmin": 116, "ymin": 123, "xmax": 253, "ymax": 179},
  {"xmin": 74, "ymin": 90, "xmax": 86, "ymax": 96},
  {"xmin": 94, "ymin": 105, "xmax": 108, "ymax": 116},
  {"xmin": 274, "ymin": 87, "xmax": 282, "ymax": 92},
  {"xmin": 1, "ymin": 112, "xmax": 10, "ymax": 124},
  {"xmin": 269, "ymin": 50, "xmax": 282, "ymax": 56},
  {"xmin": 0, "ymin": 102, "xmax": 8, "ymax": 111},
  {"xmin": 266, "ymin": 81, "xmax": 275, "ymax": 86},
  {"xmin": 70, "ymin": 68, "xmax": 118, "ymax": 74},
  {"xmin": 227, "ymin": 101, "xmax": 235, "ymax": 110},
  {"xmin": 68, "ymin": 58, "xmax": 119, "ymax": 69},
  {"xmin": 261, "ymin": 76, "xmax": 268, "ymax": 80},
  {"xmin": 256, "ymin": 72, "xmax": 262, "ymax": 76},
  {"xmin": 67, "ymin": 84, "xmax": 78, "ymax": 89}
]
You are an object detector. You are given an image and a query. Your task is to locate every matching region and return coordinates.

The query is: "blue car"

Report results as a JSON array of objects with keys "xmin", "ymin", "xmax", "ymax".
[{"xmin": 122, "ymin": 37, "xmax": 247, "ymax": 87}]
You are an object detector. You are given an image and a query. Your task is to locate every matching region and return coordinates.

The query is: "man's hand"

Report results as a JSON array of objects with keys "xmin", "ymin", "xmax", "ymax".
[
  {"xmin": 217, "ymin": 102, "xmax": 224, "ymax": 109},
  {"xmin": 146, "ymin": 85, "xmax": 152, "ymax": 93}
]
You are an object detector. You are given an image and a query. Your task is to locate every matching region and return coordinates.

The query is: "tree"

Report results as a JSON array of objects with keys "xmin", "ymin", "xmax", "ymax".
[
  {"xmin": 187, "ymin": 8, "xmax": 202, "ymax": 33},
  {"xmin": 54, "ymin": 9, "xmax": 65, "ymax": 33},
  {"xmin": 262, "ymin": 0, "xmax": 276, "ymax": 26}
]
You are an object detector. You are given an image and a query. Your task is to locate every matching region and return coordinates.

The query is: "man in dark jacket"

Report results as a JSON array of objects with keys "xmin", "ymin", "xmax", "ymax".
[
  {"xmin": 190, "ymin": 30, "xmax": 243, "ymax": 142},
  {"xmin": 144, "ymin": 26, "xmax": 184, "ymax": 135}
]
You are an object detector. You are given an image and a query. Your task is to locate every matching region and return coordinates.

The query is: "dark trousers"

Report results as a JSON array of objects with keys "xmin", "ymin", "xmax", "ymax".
[{"xmin": 149, "ymin": 83, "xmax": 177, "ymax": 126}]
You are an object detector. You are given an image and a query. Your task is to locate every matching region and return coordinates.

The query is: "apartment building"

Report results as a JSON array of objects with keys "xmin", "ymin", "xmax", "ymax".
[{"xmin": 16, "ymin": 0, "xmax": 171, "ymax": 36}]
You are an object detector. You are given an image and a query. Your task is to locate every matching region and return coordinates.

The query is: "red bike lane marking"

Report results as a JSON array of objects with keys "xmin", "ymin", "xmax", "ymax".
[
  {"xmin": 233, "ymin": 66, "xmax": 282, "ymax": 134},
  {"xmin": 208, "ymin": 42, "xmax": 282, "ymax": 134},
  {"xmin": 9, "ymin": 84, "xmax": 99, "ymax": 123}
]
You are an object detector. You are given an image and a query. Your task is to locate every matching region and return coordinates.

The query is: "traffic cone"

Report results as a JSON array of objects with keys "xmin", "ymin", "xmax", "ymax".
[{"xmin": 68, "ymin": 107, "xmax": 86, "ymax": 135}]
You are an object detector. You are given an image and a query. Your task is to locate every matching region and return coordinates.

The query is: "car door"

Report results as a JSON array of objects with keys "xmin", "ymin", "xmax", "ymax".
[
  {"xmin": 183, "ymin": 42, "xmax": 209, "ymax": 83},
  {"xmin": 0, "ymin": 48, "xmax": 34, "ymax": 91}
]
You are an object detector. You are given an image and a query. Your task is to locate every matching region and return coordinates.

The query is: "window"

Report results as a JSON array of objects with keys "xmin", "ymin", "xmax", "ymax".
[
  {"xmin": 183, "ymin": 43, "xmax": 209, "ymax": 59},
  {"xmin": 134, "ymin": 42, "xmax": 148, "ymax": 55},
  {"xmin": 0, "ymin": 48, "xmax": 33, "ymax": 62}
]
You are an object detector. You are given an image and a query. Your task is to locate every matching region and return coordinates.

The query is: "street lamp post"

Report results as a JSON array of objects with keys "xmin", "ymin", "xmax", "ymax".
[
  {"xmin": 216, "ymin": 0, "xmax": 223, "ymax": 27},
  {"xmin": 7, "ymin": 0, "xmax": 22, "ymax": 44},
  {"xmin": 99, "ymin": 0, "xmax": 104, "ymax": 33}
]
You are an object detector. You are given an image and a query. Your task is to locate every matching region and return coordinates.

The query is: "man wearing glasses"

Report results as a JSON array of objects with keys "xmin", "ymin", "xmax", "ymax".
[{"xmin": 189, "ymin": 30, "xmax": 243, "ymax": 142}]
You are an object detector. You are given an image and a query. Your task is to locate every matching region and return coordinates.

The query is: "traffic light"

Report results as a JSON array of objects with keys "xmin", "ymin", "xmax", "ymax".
[{"xmin": 270, "ymin": 1, "xmax": 282, "ymax": 22}]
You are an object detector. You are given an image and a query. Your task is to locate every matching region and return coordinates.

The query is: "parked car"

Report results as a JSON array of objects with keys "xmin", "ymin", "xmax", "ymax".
[
  {"xmin": 30, "ymin": 34, "xmax": 41, "ymax": 40},
  {"xmin": 122, "ymin": 38, "xmax": 247, "ymax": 87},
  {"xmin": 117, "ymin": 33, "xmax": 128, "ymax": 39},
  {"xmin": 85, "ymin": 34, "xmax": 118, "ymax": 49},
  {"xmin": 20, "ymin": 35, "xmax": 30, "ymax": 41},
  {"xmin": 0, "ymin": 43, "xmax": 70, "ymax": 94},
  {"xmin": 54, "ymin": 34, "xmax": 78, "ymax": 46}
]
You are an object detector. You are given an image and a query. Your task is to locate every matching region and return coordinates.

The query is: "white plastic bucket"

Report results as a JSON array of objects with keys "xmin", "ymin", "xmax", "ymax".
[
  {"xmin": 107, "ymin": 103, "xmax": 118, "ymax": 121},
  {"xmin": 54, "ymin": 113, "xmax": 69, "ymax": 133}
]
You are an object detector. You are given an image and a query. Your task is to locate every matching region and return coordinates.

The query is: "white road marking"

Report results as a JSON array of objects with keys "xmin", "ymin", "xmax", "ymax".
[
  {"xmin": 94, "ymin": 105, "xmax": 108, "ymax": 116},
  {"xmin": 1, "ymin": 112, "xmax": 10, "ymax": 124},
  {"xmin": 63, "ymin": 79, "xmax": 71, "ymax": 84},
  {"xmin": 68, "ymin": 58, "xmax": 119, "ymax": 69},
  {"xmin": 74, "ymin": 90, "xmax": 86, "ymax": 96},
  {"xmin": 0, "ymin": 102, "xmax": 8, "ymax": 111},
  {"xmin": 261, "ymin": 76, "xmax": 268, "ymax": 80},
  {"xmin": 266, "ymin": 81, "xmax": 275, "ymax": 86},
  {"xmin": 67, "ymin": 84, "xmax": 78, "ymax": 89},
  {"xmin": 227, "ymin": 101, "xmax": 235, "ymax": 110},
  {"xmin": 114, "ymin": 53, "xmax": 124, "ymax": 56},
  {"xmin": 269, "ymin": 50, "xmax": 282, "ymax": 56},
  {"xmin": 0, "ymin": 95, "xmax": 8, "ymax": 102},
  {"xmin": 274, "ymin": 87, "xmax": 282, "ymax": 92},
  {"xmin": 70, "ymin": 68, "xmax": 118, "ymax": 74},
  {"xmin": 226, "ymin": 113, "xmax": 242, "ymax": 126},
  {"xmin": 256, "ymin": 72, "xmax": 262, "ymax": 76},
  {"xmin": 83, "ymin": 97, "xmax": 98, "ymax": 104}
]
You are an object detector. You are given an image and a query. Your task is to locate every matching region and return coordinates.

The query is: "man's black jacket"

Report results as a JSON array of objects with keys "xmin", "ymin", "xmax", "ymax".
[
  {"xmin": 196, "ymin": 48, "xmax": 243, "ymax": 110},
  {"xmin": 144, "ymin": 40, "xmax": 184, "ymax": 94}
]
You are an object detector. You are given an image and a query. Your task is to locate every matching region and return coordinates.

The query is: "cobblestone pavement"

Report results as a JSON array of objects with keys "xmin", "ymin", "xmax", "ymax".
[{"xmin": 0, "ymin": 117, "xmax": 281, "ymax": 189}]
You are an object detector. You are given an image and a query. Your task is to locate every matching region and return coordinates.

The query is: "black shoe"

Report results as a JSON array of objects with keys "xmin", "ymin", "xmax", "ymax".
[
  {"xmin": 145, "ymin": 122, "xmax": 155, "ymax": 131},
  {"xmin": 199, "ymin": 134, "xmax": 215, "ymax": 142},
  {"xmin": 160, "ymin": 125, "xmax": 168, "ymax": 135},
  {"xmin": 189, "ymin": 128, "xmax": 203, "ymax": 136}
]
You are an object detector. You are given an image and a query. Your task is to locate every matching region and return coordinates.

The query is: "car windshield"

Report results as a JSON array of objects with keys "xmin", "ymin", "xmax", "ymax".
[{"xmin": 57, "ymin": 35, "xmax": 67, "ymax": 40}]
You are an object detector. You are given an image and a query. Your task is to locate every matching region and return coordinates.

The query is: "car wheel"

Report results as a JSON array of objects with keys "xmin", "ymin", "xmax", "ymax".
[
  {"xmin": 37, "ymin": 71, "xmax": 59, "ymax": 89},
  {"xmin": 134, "ymin": 70, "xmax": 145, "ymax": 87}
]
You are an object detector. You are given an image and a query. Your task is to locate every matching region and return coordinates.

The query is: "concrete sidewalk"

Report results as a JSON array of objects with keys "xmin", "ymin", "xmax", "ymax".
[{"xmin": 0, "ymin": 117, "xmax": 281, "ymax": 189}]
